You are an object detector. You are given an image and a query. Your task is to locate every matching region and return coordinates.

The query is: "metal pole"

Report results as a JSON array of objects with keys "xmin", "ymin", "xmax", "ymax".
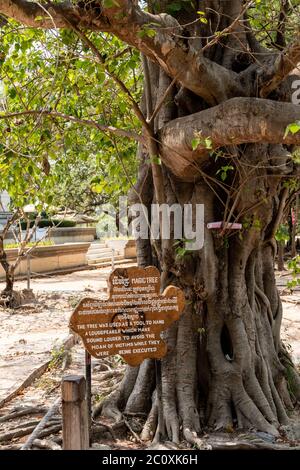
[
  {"xmin": 26, "ymin": 254, "xmax": 31, "ymax": 290},
  {"xmin": 85, "ymin": 350, "xmax": 92, "ymax": 444}
]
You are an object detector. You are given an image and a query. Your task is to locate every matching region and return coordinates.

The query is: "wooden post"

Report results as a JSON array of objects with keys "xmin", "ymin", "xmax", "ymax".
[{"xmin": 62, "ymin": 375, "xmax": 89, "ymax": 450}]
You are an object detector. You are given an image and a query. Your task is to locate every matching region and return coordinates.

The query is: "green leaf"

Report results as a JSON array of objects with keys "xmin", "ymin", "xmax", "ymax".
[
  {"xmin": 91, "ymin": 181, "xmax": 107, "ymax": 193},
  {"xmin": 216, "ymin": 165, "xmax": 234, "ymax": 181},
  {"xmin": 138, "ymin": 27, "xmax": 157, "ymax": 39},
  {"xmin": 102, "ymin": 0, "xmax": 120, "ymax": 8},
  {"xmin": 191, "ymin": 134, "xmax": 213, "ymax": 151},
  {"xmin": 275, "ymin": 224, "xmax": 290, "ymax": 243},
  {"xmin": 146, "ymin": 156, "xmax": 161, "ymax": 165},
  {"xmin": 191, "ymin": 138, "xmax": 201, "ymax": 151},
  {"xmin": 285, "ymin": 121, "xmax": 300, "ymax": 137},
  {"xmin": 8, "ymin": 88, "xmax": 17, "ymax": 99},
  {"xmin": 205, "ymin": 137, "xmax": 213, "ymax": 149},
  {"xmin": 34, "ymin": 16, "xmax": 47, "ymax": 22}
]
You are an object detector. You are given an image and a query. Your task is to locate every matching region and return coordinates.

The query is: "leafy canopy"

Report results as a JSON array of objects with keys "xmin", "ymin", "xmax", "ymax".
[{"xmin": 0, "ymin": 22, "xmax": 141, "ymax": 212}]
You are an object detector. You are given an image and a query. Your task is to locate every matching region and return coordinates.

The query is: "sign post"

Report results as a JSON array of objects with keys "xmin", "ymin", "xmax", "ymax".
[
  {"xmin": 68, "ymin": 266, "xmax": 185, "ymax": 444},
  {"xmin": 69, "ymin": 266, "xmax": 185, "ymax": 366}
]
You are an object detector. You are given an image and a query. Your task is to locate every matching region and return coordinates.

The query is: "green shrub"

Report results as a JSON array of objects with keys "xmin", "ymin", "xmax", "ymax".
[
  {"xmin": 38, "ymin": 219, "xmax": 76, "ymax": 228},
  {"xmin": 20, "ymin": 220, "xmax": 35, "ymax": 230},
  {"xmin": 52, "ymin": 219, "xmax": 76, "ymax": 228},
  {"xmin": 4, "ymin": 240, "xmax": 54, "ymax": 249},
  {"xmin": 37, "ymin": 219, "xmax": 55, "ymax": 228},
  {"xmin": 20, "ymin": 219, "xmax": 77, "ymax": 229}
]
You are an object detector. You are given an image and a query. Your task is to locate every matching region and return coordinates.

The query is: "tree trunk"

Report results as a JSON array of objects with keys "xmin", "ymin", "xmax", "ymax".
[
  {"xmin": 4, "ymin": 265, "xmax": 14, "ymax": 295},
  {"xmin": 102, "ymin": 144, "xmax": 300, "ymax": 442},
  {"xmin": 102, "ymin": 225, "xmax": 300, "ymax": 440},
  {"xmin": 98, "ymin": 0, "xmax": 300, "ymax": 438}
]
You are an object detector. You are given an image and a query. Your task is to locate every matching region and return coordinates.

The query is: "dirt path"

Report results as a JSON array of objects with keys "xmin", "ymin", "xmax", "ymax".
[{"xmin": 0, "ymin": 265, "xmax": 134, "ymax": 404}]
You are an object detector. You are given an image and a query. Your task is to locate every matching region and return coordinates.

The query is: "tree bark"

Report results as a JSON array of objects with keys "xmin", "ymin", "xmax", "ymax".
[
  {"xmin": 291, "ymin": 195, "xmax": 299, "ymax": 258},
  {"xmin": 102, "ymin": 143, "xmax": 299, "ymax": 442},
  {"xmin": 277, "ymin": 243, "xmax": 285, "ymax": 271}
]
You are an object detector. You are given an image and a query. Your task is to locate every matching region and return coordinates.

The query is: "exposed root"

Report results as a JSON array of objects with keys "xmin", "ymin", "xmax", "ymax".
[
  {"xmin": 0, "ymin": 425, "xmax": 37, "ymax": 443},
  {"xmin": 0, "ymin": 290, "xmax": 21, "ymax": 308},
  {"xmin": 183, "ymin": 428, "xmax": 212, "ymax": 450},
  {"xmin": 36, "ymin": 424, "xmax": 62, "ymax": 439},
  {"xmin": 161, "ymin": 324, "xmax": 179, "ymax": 443},
  {"xmin": 95, "ymin": 226, "xmax": 299, "ymax": 444},
  {"xmin": 124, "ymin": 418, "xmax": 143, "ymax": 443},
  {"xmin": 20, "ymin": 397, "xmax": 61, "ymax": 450},
  {"xmin": 92, "ymin": 423, "xmax": 116, "ymax": 441},
  {"xmin": 32, "ymin": 438, "xmax": 61, "ymax": 450},
  {"xmin": 125, "ymin": 359, "xmax": 155, "ymax": 414},
  {"xmin": 0, "ymin": 288, "xmax": 36, "ymax": 308},
  {"xmin": 176, "ymin": 305, "xmax": 201, "ymax": 437},
  {"xmin": 99, "ymin": 365, "xmax": 139, "ymax": 421},
  {"xmin": 0, "ymin": 406, "xmax": 48, "ymax": 423},
  {"xmin": 141, "ymin": 391, "xmax": 158, "ymax": 441}
]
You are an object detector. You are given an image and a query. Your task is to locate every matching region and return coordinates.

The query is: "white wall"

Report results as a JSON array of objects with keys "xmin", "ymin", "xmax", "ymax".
[{"xmin": 0, "ymin": 191, "xmax": 10, "ymax": 211}]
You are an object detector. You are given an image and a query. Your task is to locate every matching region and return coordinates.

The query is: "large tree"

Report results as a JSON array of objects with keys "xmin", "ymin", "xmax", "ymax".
[{"xmin": 1, "ymin": 0, "xmax": 300, "ymax": 443}]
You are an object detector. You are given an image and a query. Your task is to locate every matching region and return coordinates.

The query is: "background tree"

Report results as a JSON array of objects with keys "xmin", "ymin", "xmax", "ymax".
[
  {"xmin": 0, "ymin": 147, "xmax": 53, "ymax": 305},
  {"xmin": 51, "ymin": 157, "xmax": 129, "ymax": 215},
  {"xmin": 0, "ymin": 208, "xmax": 42, "ymax": 306},
  {"xmin": 0, "ymin": 0, "xmax": 300, "ymax": 443}
]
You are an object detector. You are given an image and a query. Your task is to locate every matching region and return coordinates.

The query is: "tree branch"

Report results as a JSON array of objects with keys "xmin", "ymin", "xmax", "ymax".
[
  {"xmin": 275, "ymin": 0, "xmax": 290, "ymax": 49},
  {"xmin": 160, "ymin": 97, "xmax": 300, "ymax": 179},
  {"xmin": 63, "ymin": 20, "xmax": 149, "ymax": 130},
  {"xmin": 0, "ymin": 0, "xmax": 245, "ymax": 104},
  {"xmin": 0, "ymin": 110, "xmax": 143, "ymax": 142},
  {"xmin": 259, "ymin": 34, "xmax": 300, "ymax": 98},
  {"xmin": 0, "ymin": 0, "xmax": 77, "ymax": 28}
]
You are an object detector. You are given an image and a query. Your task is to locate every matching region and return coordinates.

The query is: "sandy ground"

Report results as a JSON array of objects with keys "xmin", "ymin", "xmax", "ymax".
[
  {"xmin": 0, "ymin": 266, "xmax": 299, "ymax": 449},
  {"xmin": 0, "ymin": 266, "xmax": 130, "ymax": 403},
  {"xmin": 0, "ymin": 266, "xmax": 299, "ymax": 403}
]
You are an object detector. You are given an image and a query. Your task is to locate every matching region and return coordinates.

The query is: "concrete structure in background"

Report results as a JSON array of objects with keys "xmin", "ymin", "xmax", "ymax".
[
  {"xmin": 0, "ymin": 191, "xmax": 12, "ymax": 231},
  {"xmin": 86, "ymin": 239, "xmax": 137, "ymax": 267},
  {"xmin": 0, "ymin": 191, "xmax": 10, "ymax": 212},
  {"xmin": 49, "ymin": 227, "xmax": 96, "ymax": 244},
  {"xmin": 2, "ymin": 226, "xmax": 96, "ymax": 245},
  {"xmin": 0, "ymin": 239, "xmax": 137, "ymax": 279}
]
